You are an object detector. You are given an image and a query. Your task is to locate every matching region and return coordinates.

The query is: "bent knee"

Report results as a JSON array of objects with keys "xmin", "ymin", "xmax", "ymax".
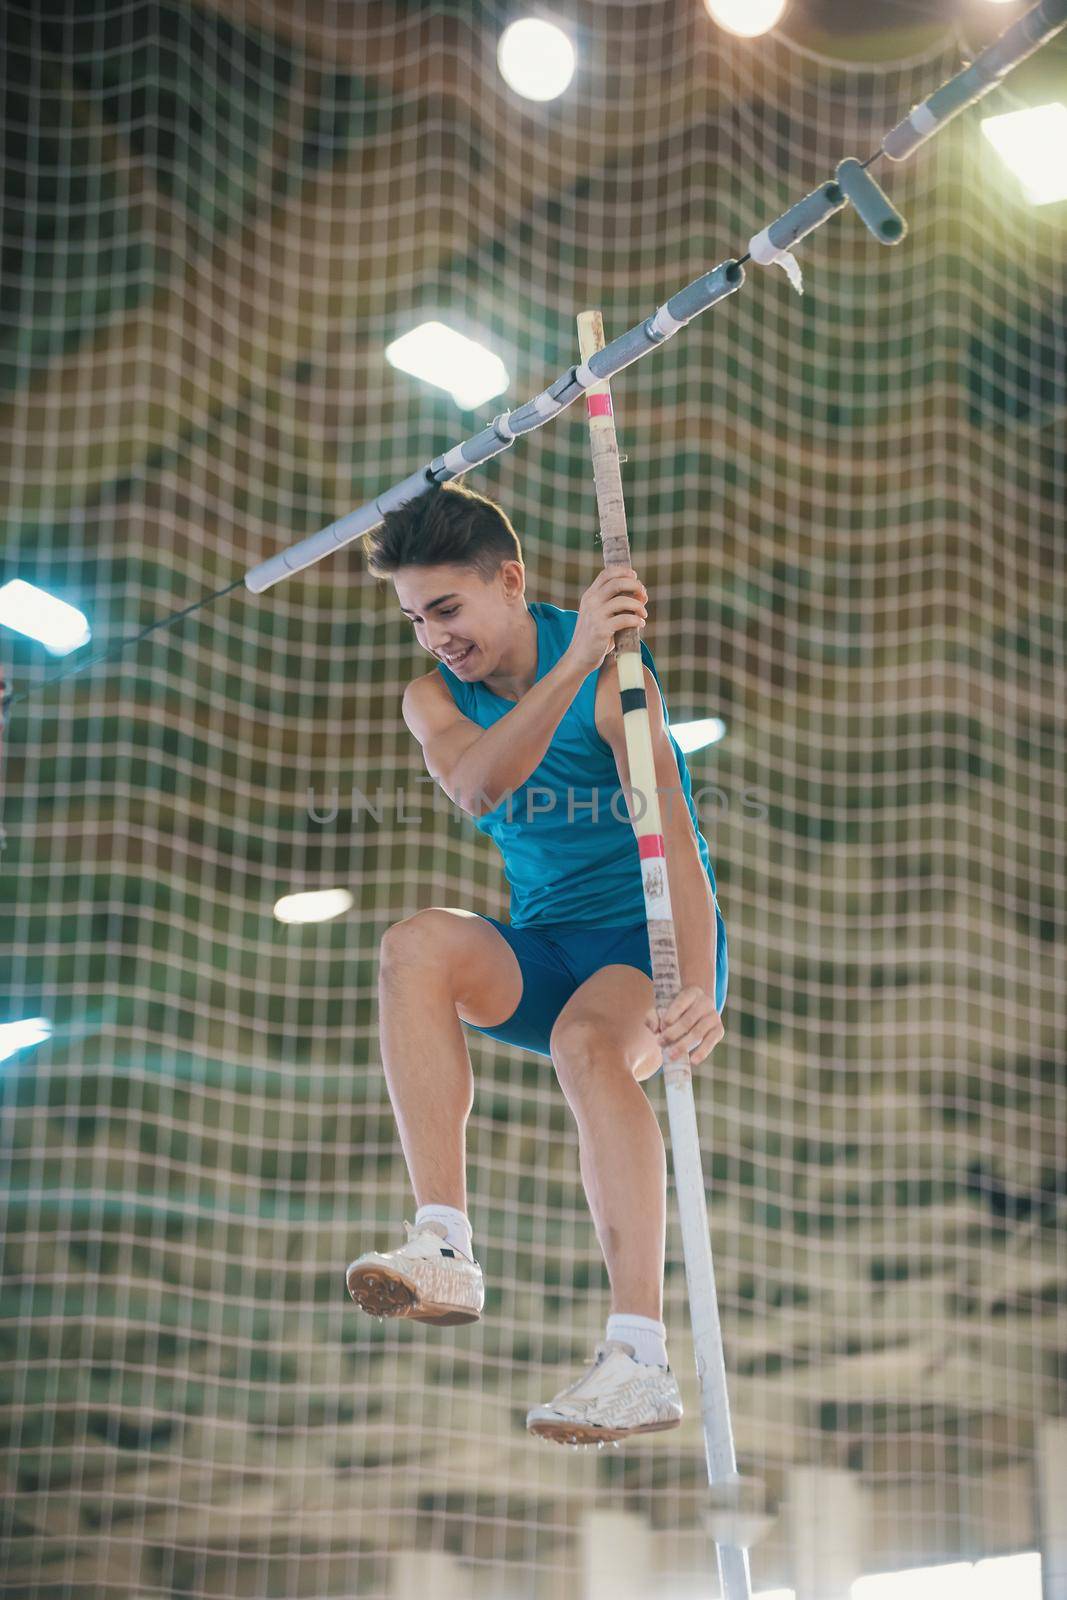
[
  {"xmin": 551, "ymin": 1014, "xmax": 661, "ymax": 1084},
  {"xmin": 551, "ymin": 1016, "xmax": 624, "ymax": 1074},
  {"xmin": 379, "ymin": 908, "xmax": 456, "ymax": 974}
]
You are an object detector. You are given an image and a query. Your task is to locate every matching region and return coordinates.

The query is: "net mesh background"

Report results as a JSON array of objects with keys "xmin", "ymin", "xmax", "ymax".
[{"xmin": 1, "ymin": 1, "xmax": 1065, "ymax": 1596}]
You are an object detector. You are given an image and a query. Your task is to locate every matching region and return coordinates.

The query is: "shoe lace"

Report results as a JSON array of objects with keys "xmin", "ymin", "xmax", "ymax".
[
  {"xmin": 554, "ymin": 1339, "xmax": 635, "ymax": 1399},
  {"xmin": 403, "ymin": 1218, "xmax": 443, "ymax": 1242},
  {"xmin": 402, "ymin": 1219, "xmax": 474, "ymax": 1262}
]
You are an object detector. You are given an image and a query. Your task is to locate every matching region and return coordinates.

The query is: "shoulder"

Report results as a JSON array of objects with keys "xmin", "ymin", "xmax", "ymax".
[
  {"xmin": 401, "ymin": 669, "xmax": 455, "ymax": 734},
  {"xmin": 402, "ymin": 667, "xmax": 448, "ymax": 708},
  {"xmin": 530, "ymin": 598, "xmax": 577, "ymax": 635}
]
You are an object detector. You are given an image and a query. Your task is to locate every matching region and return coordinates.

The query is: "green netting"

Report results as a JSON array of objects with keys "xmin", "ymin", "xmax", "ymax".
[{"xmin": 1, "ymin": 1, "xmax": 1065, "ymax": 1596}]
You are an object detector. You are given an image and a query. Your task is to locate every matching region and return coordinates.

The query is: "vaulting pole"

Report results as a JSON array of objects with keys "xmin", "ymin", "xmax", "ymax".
[{"xmin": 576, "ymin": 309, "xmax": 759, "ymax": 1600}]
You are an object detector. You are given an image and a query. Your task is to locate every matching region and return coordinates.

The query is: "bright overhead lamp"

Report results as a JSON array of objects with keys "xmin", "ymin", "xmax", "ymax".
[
  {"xmin": 274, "ymin": 888, "xmax": 354, "ymax": 925},
  {"xmin": 497, "ymin": 18, "xmax": 576, "ymax": 102},
  {"xmin": 0, "ymin": 579, "xmax": 91, "ymax": 656},
  {"xmin": 703, "ymin": 0, "xmax": 789, "ymax": 38},
  {"xmin": 672, "ymin": 717, "xmax": 727, "ymax": 754},
  {"xmin": 0, "ymin": 1017, "xmax": 53, "ymax": 1064},
  {"xmin": 981, "ymin": 104, "xmax": 1067, "ymax": 205},
  {"xmin": 385, "ymin": 321, "xmax": 510, "ymax": 411}
]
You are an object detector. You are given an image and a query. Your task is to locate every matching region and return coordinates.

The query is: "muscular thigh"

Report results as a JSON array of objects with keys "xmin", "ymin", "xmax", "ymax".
[
  {"xmin": 549, "ymin": 963, "xmax": 662, "ymax": 1084},
  {"xmin": 382, "ymin": 906, "xmax": 524, "ymax": 1028}
]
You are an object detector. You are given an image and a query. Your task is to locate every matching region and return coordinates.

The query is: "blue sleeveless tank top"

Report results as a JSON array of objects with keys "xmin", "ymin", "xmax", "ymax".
[{"xmin": 436, "ymin": 600, "xmax": 717, "ymax": 928}]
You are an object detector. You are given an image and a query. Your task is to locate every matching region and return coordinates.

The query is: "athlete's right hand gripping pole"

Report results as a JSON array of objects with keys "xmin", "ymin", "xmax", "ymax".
[{"xmin": 577, "ymin": 310, "xmax": 765, "ymax": 1598}]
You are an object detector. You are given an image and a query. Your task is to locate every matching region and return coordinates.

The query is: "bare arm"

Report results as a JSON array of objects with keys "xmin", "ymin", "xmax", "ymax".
[
  {"xmin": 402, "ymin": 657, "xmax": 589, "ymax": 817},
  {"xmin": 403, "ymin": 576, "xmax": 646, "ymax": 819},
  {"xmin": 402, "ymin": 568, "xmax": 648, "ymax": 818}
]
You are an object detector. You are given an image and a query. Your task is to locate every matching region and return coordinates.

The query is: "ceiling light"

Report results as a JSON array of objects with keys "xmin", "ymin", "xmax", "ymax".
[
  {"xmin": 0, "ymin": 579, "xmax": 91, "ymax": 656},
  {"xmin": 703, "ymin": 0, "xmax": 789, "ymax": 38},
  {"xmin": 0, "ymin": 1017, "xmax": 53, "ymax": 1064},
  {"xmin": 672, "ymin": 717, "xmax": 727, "ymax": 754},
  {"xmin": 981, "ymin": 104, "xmax": 1067, "ymax": 205},
  {"xmin": 385, "ymin": 321, "xmax": 510, "ymax": 410},
  {"xmin": 274, "ymin": 889, "xmax": 354, "ymax": 925},
  {"xmin": 497, "ymin": 18, "xmax": 576, "ymax": 102}
]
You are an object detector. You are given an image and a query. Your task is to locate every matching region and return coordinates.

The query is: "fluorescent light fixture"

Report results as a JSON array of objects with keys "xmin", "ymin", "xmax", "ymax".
[
  {"xmin": 851, "ymin": 1555, "xmax": 1045, "ymax": 1600},
  {"xmin": 0, "ymin": 1017, "xmax": 53, "ymax": 1064},
  {"xmin": 981, "ymin": 104, "xmax": 1067, "ymax": 205},
  {"xmin": 274, "ymin": 888, "xmax": 354, "ymax": 925},
  {"xmin": 385, "ymin": 321, "xmax": 510, "ymax": 410},
  {"xmin": 703, "ymin": 0, "xmax": 789, "ymax": 37},
  {"xmin": 497, "ymin": 18, "xmax": 576, "ymax": 102},
  {"xmin": 672, "ymin": 716, "xmax": 727, "ymax": 754},
  {"xmin": 971, "ymin": 1553, "xmax": 1042, "ymax": 1599},
  {"xmin": 853, "ymin": 1563, "xmax": 975, "ymax": 1600},
  {"xmin": 0, "ymin": 579, "xmax": 91, "ymax": 656}
]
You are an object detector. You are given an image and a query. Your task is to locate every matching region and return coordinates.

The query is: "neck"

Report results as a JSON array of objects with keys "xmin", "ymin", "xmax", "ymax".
[{"xmin": 480, "ymin": 604, "xmax": 537, "ymax": 702}]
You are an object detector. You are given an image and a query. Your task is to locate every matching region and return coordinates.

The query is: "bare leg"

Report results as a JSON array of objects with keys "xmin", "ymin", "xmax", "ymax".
[
  {"xmin": 378, "ymin": 949, "xmax": 474, "ymax": 1213},
  {"xmin": 563, "ymin": 1051, "xmax": 667, "ymax": 1322},
  {"xmin": 376, "ymin": 910, "xmax": 523, "ymax": 1214}
]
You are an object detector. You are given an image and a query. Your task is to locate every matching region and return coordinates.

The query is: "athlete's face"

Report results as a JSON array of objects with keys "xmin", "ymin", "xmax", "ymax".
[{"xmin": 393, "ymin": 560, "xmax": 525, "ymax": 676}]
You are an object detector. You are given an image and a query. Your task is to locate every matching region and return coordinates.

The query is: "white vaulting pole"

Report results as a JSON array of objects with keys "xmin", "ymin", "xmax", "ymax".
[{"xmin": 576, "ymin": 309, "xmax": 753, "ymax": 1600}]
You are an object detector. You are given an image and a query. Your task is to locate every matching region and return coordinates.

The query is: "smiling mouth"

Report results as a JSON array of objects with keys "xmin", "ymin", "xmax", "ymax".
[{"xmin": 441, "ymin": 645, "xmax": 476, "ymax": 666}]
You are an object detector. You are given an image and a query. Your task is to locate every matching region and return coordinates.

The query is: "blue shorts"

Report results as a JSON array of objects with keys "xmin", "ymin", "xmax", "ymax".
[{"xmin": 461, "ymin": 904, "xmax": 728, "ymax": 1074}]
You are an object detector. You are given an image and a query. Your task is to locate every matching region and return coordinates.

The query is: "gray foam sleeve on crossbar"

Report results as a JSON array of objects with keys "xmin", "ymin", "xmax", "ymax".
[
  {"xmin": 493, "ymin": 261, "xmax": 745, "ymax": 430},
  {"xmin": 765, "ymin": 183, "xmax": 846, "ymax": 251},
  {"xmin": 883, "ymin": 0, "xmax": 1067, "ymax": 160},
  {"xmin": 835, "ymin": 159, "xmax": 907, "ymax": 244},
  {"xmin": 244, "ymin": 261, "xmax": 744, "ymax": 592}
]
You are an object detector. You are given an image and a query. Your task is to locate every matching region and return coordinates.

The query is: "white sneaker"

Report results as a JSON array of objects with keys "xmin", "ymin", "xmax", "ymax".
[
  {"xmin": 526, "ymin": 1338, "xmax": 683, "ymax": 1445},
  {"xmin": 345, "ymin": 1219, "xmax": 485, "ymax": 1327}
]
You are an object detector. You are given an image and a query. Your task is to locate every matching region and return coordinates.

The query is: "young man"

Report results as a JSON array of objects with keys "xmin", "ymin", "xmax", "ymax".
[{"xmin": 346, "ymin": 481, "xmax": 728, "ymax": 1446}]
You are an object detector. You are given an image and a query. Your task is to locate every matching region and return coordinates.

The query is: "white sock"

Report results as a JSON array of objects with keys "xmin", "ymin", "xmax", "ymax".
[
  {"xmin": 606, "ymin": 1312, "xmax": 668, "ymax": 1369},
  {"xmin": 414, "ymin": 1203, "xmax": 474, "ymax": 1262}
]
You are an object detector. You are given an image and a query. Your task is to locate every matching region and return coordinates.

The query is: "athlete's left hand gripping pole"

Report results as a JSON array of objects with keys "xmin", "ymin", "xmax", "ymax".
[{"xmin": 577, "ymin": 310, "xmax": 761, "ymax": 1599}]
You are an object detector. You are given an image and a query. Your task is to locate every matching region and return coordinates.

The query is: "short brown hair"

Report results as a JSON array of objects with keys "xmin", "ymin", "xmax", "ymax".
[{"xmin": 362, "ymin": 481, "xmax": 523, "ymax": 584}]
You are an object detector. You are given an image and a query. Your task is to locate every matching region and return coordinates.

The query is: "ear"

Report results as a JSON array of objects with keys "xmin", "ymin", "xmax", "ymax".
[{"xmin": 499, "ymin": 558, "xmax": 526, "ymax": 600}]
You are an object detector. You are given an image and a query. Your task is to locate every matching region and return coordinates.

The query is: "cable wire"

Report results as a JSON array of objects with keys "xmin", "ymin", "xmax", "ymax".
[{"xmin": 0, "ymin": 575, "xmax": 246, "ymax": 728}]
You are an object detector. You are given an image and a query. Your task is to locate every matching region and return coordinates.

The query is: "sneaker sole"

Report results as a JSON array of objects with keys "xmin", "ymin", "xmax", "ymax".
[
  {"xmin": 345, "ymin": 1260, "xmax": 482, "ymax": 1327},
  {"xmin": 527, "ymin": 1414, "xmax": 683, "ymax": 1445}
]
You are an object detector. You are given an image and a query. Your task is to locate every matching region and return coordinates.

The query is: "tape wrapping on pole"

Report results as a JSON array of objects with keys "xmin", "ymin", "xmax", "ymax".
[
  {"xmin": 576, "ymin": 307, "xmax": 754, "ymax": 1600},
  {"xmin": 748, "ymin": 182, "xmax": 847, "ymax": 294}
]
